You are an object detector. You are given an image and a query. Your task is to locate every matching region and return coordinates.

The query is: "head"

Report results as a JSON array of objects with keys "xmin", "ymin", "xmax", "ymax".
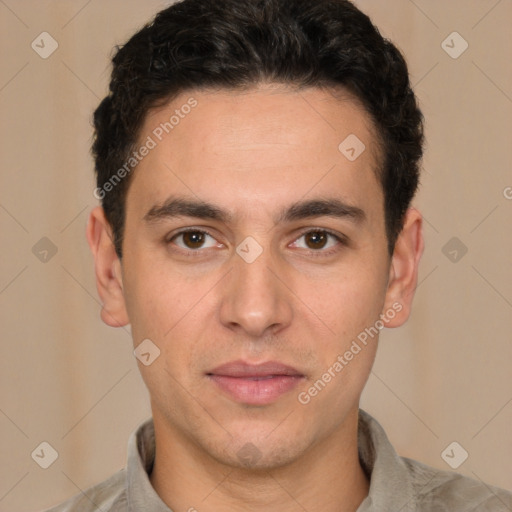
[
  {"xmin": 92, "ymin": 0, "xmax": 423, "ymax": 258},
  {"xmin": 88, "ymin": 0, "xmax": 424, "ymax": 471}
]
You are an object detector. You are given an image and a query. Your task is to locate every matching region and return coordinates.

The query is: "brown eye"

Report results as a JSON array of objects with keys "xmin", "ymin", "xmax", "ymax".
[
  {"xmin": 182, "ymin": 231, "xmax": 206, "ymax": 249},
  {"xmin": 304, "ymin": 231, "xmax": 328, "ymax": 249},
  {"xmin": 290, "ymin": 229, "xmax": 345, "ymax": 254},
  {"xmin": 170, "ymin": 230, "xmax": 218, "ymax": 251}
]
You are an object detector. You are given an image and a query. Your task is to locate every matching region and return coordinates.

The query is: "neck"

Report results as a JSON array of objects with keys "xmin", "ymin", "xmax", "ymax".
[{"xmin": 149, "ymin": 408, "xmax": 369, "ymax": 512}]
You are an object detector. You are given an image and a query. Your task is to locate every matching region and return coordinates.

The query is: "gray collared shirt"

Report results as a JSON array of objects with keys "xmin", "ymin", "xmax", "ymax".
[{"xmin": 45, "ymin": 409, "xmax": 512, "ymax": 511}]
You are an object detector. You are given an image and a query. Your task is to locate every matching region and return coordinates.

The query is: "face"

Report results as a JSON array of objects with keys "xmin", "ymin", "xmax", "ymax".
[{"xmin": 89, "ymin": 85, "xmax": 422, "ymax": 471}]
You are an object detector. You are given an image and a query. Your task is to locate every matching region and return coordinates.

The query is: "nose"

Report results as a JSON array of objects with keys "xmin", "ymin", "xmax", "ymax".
[{"xmin": 218, "ymin": 245, "xmax": 293, "ymax": 339}]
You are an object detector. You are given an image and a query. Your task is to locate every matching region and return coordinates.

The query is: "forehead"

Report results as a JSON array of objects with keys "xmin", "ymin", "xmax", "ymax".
[{"xmin": 127, "ymin": 85, "xmax": 383, "ymax": 223}]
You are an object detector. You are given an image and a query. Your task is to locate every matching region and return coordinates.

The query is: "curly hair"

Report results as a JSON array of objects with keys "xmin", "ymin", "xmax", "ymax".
[{"xmin": 92, "ymin": 0, "xmax": 424, "ymax": 257}]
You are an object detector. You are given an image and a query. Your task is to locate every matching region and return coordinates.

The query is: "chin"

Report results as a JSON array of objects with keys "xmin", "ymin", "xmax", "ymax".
[{"xmin": 210, "ymin": 434, "xmax": 308, "ymax": 472}]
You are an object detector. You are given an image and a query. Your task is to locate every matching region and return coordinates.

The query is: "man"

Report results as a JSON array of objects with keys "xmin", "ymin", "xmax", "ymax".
[{"xmin": 47, "ymin": 0, "xmax": 512, "ymax": 510}]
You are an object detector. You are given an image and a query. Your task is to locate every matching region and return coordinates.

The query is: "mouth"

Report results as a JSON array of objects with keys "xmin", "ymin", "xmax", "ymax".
[{"xmin": 206, "ymin": 360, "xmax": 305, "ymax": 405}]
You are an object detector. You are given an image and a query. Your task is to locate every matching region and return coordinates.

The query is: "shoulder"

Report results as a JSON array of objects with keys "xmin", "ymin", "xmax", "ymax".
[
  {"xmin": 42, "ymin": 469, "xmax": 127, "ymax": 512},
  {"xmin": 402, "ymin": 457, "xmax": 512, "ymax": 511}
]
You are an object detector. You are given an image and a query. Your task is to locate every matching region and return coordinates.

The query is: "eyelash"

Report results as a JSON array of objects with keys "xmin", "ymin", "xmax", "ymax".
[{"xmin": 166, "ymin": 227, "xmax": 348, "ymax": 258}]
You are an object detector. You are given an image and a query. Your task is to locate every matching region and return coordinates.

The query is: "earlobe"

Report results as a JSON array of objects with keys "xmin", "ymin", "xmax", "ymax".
[
  {"xmin": 86, "ymin": 206, "xmax": 130, "ymax": 327},
  {"xmin": 382, "ymin": 207, "xmax": 424, "ymax": 328}
]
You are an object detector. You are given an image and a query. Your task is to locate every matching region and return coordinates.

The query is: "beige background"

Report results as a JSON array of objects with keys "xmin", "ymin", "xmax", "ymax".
[{"xmin": 0, "ymin": 0, "xmax": 511, "ymax": 510}]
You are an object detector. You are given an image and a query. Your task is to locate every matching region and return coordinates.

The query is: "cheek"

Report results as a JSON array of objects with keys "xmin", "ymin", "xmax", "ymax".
[
  {"xmin": 122, "ymin": 251, "xmax": 192, "ymax": 338},
  {"xmin": 297, "ymin": 270, "xmax": 384, "ymax": 410},
  {"xmin": 122, "ymin": 257, "xmax": 213, "ymax": 388},
  {"xmin": 297, "ymin": 261, "xmax": 388, "ymax": 344}
]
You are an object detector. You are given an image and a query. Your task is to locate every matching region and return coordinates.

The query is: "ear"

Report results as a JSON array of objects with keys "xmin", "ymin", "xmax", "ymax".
[
  {"xmin": 381, "ymin": 207, "xmax": 424, "ymax": 327},
  {"xmin": 86, "ymin": 206, "xmax": 129, "ymax": 327}
]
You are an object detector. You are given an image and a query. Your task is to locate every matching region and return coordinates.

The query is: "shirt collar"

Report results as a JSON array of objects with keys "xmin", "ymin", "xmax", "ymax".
[
  {"xmin": 126, "ymin": 417, "xmax": 172, "ymax": 511},
  {"xmin": 125, "ymin": 409, "xmax": 417, "ymax": 511},
  {"xmin": 356, "ymin": 409, "xmax": 417, "ymax": 511}
]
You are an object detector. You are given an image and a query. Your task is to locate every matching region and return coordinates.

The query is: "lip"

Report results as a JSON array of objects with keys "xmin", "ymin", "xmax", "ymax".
[{"xmin": 207, "ymin": 360, "xmax": 305, "ymax": 405}]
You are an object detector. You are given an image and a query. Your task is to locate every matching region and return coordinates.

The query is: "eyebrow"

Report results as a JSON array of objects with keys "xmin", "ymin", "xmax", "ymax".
[{"xmin": 143, "ymin": 196, "xmax": 366, "ymax": 225}]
